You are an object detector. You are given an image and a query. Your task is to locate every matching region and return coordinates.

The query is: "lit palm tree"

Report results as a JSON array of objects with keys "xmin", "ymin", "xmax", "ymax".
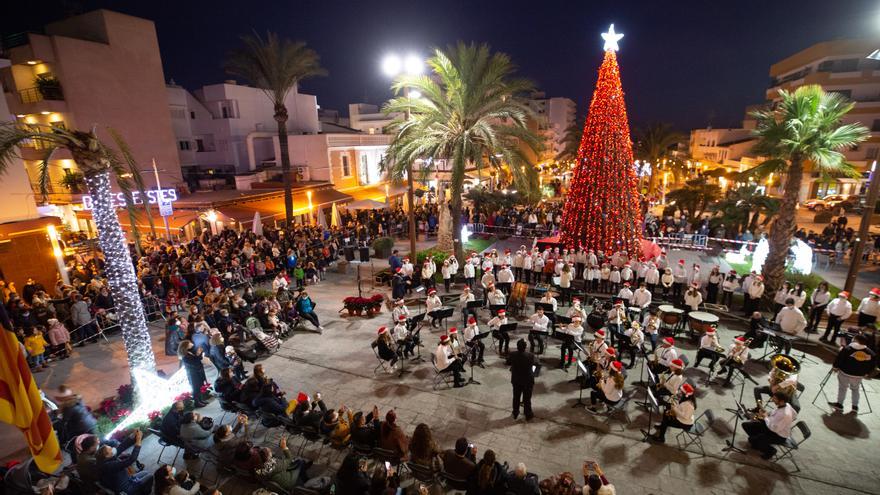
[
  {"xmin": 225, "ymin": 32, "xmax": 326, "ymax": 225},
  {"xmin": 666, "ymin": 178, "xmax": 721, "ymax": 225},
  {"xmin": 382, "ymin": 42, "xmax": 543, "ymax": 259},
  {"xmin": 0, "ymin": 123, "xmax": 157, "ymax": 371},
  {"xmin": 633, "ymin": 123, "xmax": 685, "ymax": 195},
  {"xmin": 713, "ymin": 184, "xmax": 780, "ymax": 235},
  {"xmin": 748, "ymin": 84, "xmax": 869, "ymax": 296}
]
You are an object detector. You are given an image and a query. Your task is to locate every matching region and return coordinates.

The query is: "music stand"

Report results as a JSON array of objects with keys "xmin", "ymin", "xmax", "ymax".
[
  {"xmin": 641, "ymin": 365, "xmax": 658, "ymax": 410},
  {"xmin": 408, "ymin": 320, "xmax": 425, "ymax": 363},
  {"xmin": 431, "ymin": 307, "xmax": 455, "ymax": 334},
  {"xmin": 570, "ymin": 340, "xmax": 586, "ymax": 380},
  {"xmin": 489, "ymin": 303, "xmax": 507, "ymax": 317},
  {"xmin": 467, "ymin": 300, "xmax": 483, "ymax": 322},
  {"xmin": 639, "ymin": 387, "xmax": 660, "ymax": 442},
  {"xmin": 722, "ymin": 367, "xmax": 758, "ymax": 454},
  {"xmin": 572, "ymin": 359, "xmax": 589, "ymax": 408},
  {"xmin": 466, "ymin": 331, "xmax": 491, "ymax": 385},
  {"xmin": 535, "ymin": 302, "xmax": 555, "ymax": 313}
]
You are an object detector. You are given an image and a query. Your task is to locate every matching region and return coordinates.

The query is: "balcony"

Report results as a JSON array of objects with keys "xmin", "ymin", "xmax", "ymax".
[{"xmin": 18, "ymin": 85, "xmax": 63, "ymax": 104}]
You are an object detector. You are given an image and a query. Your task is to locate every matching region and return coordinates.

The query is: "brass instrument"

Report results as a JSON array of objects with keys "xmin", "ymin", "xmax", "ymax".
[
  {"xmin": 746, "ymin": 399, "xmax": 768, "ymax": 420},
  {"xmin": 769, "ymin": 354, "xmax": 800, "ymax": 397},
  {"xmin": 729, "ymin": 338, "xmax": 753, "ymax": 364},
  {"xmin": 665, "ymin": 394, "xmax": 680, "ymax": 417}
]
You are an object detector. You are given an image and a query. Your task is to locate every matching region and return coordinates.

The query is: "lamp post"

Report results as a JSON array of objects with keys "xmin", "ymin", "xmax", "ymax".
[
  {"xmin": 383, "ymin": 53, "xmax": 423, "ymax": 259},
  {"xmin": 845, "ymin": 160, "xmax": 880, "ymax": 292},
  {"xmin": 306, "ymin": 190, "xmax": 314, "ymax": 225}
]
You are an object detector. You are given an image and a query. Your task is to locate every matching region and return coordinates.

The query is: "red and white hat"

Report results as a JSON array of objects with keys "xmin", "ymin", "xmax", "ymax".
[
  {"xmin": 705, "ymin": 326, "xmax": 716, "ymax": 335},
  {"xmin": 678, "ymin": 259, "xmax": 685, "ymax": 265},
  {"xmin": 595, "ymin": 329, "xmax": 606, "ymax": 339},
  {"xmin": 572, "ymin": 297, "xmax": 581, "ymax": 303},
  {"xmin": 839, "ymin": 291, "xmax": 850, "ymax": 298},
  {"xmin": 440, "ymin": 334, "xmax": 449, "ymax": 343},
  {"xmin": 870, "ymin": 287, "xmax": 880, "ymax": 297},
  {"xmin": 395, "ymin": 298, "xmax": 405, "ymax": 305},
  {"xmin": 755, "ymin": 275, "xmax": 764, "ymax": 281},
  {"xmin": 663, "ymin": 337, "xmax": 674, "ymax": 346},
  {"xmin": 681, "ymin": 383, "xmax": 695, "ymax": 396},
  {"xmin": 611, "ymin": 360, "xmax": 623, "ymax": 372},
  {"xmin": 398, "ymin": 314, "xmax": 407, "ymax": 322},
  {"xmin": 670, "ymin": 358, "xmax": 684, "ymax": 370},
  {"xmin": 623, "ymin": 282, "xmax": 631, "ymax": 287},
  {"xmin": 468, "ymin": 316, "xmax": 477, "ymax": 324},
  {"xmin": 691, "ymin": 282, "xmax": 699, "ymax": 288},
  {"xmin": 378, "ymin": 326, "xmax": 388, "ymax": 335},
  {"xmin": 428, "ymin": 288, "xmax": 437, "ymax": 295},
  {"xmin": 614, "ymin": 300, "xmax": 624, "ymax": 306},
  {"xmin": 734, "ymin": 336, "xmax": 746, "ymax": 344},
  {"xmin": 395, "ymin": 267, "xmax": 402, "ymax": 273},
  {"xmin": 449, "ymin": 327, "xmax": 458, "ymax": 334},
  {"xmin": 605, "ymin": 347, "xmax": 617, "ymax": 357}
]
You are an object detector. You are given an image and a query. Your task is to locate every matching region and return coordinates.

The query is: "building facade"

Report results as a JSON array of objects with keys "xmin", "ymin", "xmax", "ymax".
[
  {"xmin": 528, "ymin": 93, "xmax": 577, "ymax": 162},
  {"xmin": 0, "ymin": 9, "xmax": 182, "ymax": 209}
]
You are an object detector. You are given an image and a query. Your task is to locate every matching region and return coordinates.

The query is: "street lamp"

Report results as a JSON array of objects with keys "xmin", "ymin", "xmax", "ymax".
[
  {"xmin": 382, "ymin": 52, "xmax": 423, "ymax": 259},
  {"xmin": 306, "ymin": 190, "xmax": 314, "ymax": 225}
]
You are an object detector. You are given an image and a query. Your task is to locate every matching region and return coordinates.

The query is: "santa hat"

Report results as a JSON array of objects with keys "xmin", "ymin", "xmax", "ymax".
[
  {"xmin": 595, "ymin": 329, "xmax": 606, "ymax": 339},
  {"xmin": 755, "ymin": 275, "xmax": 764, "ymax": 281},
  {"xmin": 395, "ymin": 267, "xmax": 402, "ymax": 273},
  {"xmin": 624, "ymin": 263, "xmax": 631, "ymax": 268},
  {"xmin": 403, "ymin": 258, "xmax": 410, "ymax": 262},
  {"xmin": 705, "ymin": 326, "xmax": 716, "ymax": 335},
  {"xmin": 734, "ymin": 336, "xmax": 746, "ymax": 344},
  {"xmin": 428, "ymin": 288, "xmax": 437, "ymax": 295},
  {"xmin": 871, "ymin": 288, "xmax": 880, "ymax": 297},
  {"xmin": 468, "ymin": 316, "xmax": 477, "ymax": 324},
  {"xmin": 398, "ymin": 314, "xmax": 407, "ymax": 321},
  {"xmin": 691, "ymin": 282, "xmax": 699, "ymax": 288},
  {"xmin": 663, "ymin": 337, "xmax": 674, "ymax": 346},
  {"xmin": 839, "ymin": 291, "xmax": 850, "ymax": 298},
  {"xmin": 449, "ymin": 327, "xmax": 458, "ymax": 334},
  {"xmin": 611, "ymin": 361, "xmax": 623, "ymax": 372},
  {"xmin": 377, "ymin": 326, "xmax": 388, "ymax": 335},
  {"xmin": 623, "ymin": 282, "xmax": 630, "ymax": 287},
  {"xmin": 678, "ymin": 260, "xmax": 685, "ymax": 265},
  {"xmin": 572, "ymin": 315, "xmax": 582, "ymax": 322},
  {"xmin": 681, "ymin": 383, "xmax": 695, "ymax": 396},
  {"xmin": 505, "ymin": 249, "xmax": 511, "ymax": 254},
  {"xmin": 497, "ymin": 309, "xmax": 506, "ymax": 316},
  {"xmin": 296, "ymin": 392, "xmax": 310, "ymax": 403},
  {"xmin": 572, "ymin": 297, "xmax": 581, "ymax": 303},
  {"xmin": 440, "ymin": 334, "xmax": 449, "ymax": 343},
  {"xmin": 670, "ymin": 358, "xmax": 684, "ymax": 370},
  {"xmin": 605, "ymin": 347, "xmax": 616, "ymax": 357},
  {"xmin": 729, "ymin": 270, "xmax": 737, "ymax": 275},
  {"xmin": 614, "ymin": 300, "xmax": 624, "ymax": 306}
]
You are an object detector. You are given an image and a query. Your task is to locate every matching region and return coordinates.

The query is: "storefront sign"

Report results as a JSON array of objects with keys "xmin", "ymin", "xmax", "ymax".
[
  {"xmin": 81, "ymin": 188, "xmax": 178, "ymax": 210},
  {"xmin": 159, "ymin": 202, "xmax": 174, "ymax": 217}
]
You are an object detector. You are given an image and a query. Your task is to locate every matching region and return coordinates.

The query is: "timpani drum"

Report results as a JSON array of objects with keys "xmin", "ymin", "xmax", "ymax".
[
  {"xmin": 626, "ymin": 306, "xmax": 642, "ymax": 322},
  {"xmin": 688, "ymin": 311, "xmax": 719, "ymax": 335},
  {"xmin": 586, "ymin": 311, "xmax": 605, "ymax": 331},
  {"xmin": 658, "ymin": 304, "xmax": 683, "ymax": 326}
]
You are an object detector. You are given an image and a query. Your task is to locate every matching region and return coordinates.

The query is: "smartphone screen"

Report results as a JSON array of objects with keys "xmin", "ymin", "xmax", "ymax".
[{"xmin": 385, "ymin": 461, "xmax": 391, "ymax": 470}]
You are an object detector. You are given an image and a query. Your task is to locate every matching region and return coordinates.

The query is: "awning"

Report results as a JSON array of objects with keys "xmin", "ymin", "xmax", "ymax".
[
  {"xmin": 75, "ymin": 208, "xmax": 199, "ymax": 230},
  {"xmin": 342, "ymin": 199, "xmax": 388, "ymax": 210},
  {"xmin": 344, "ymin": 183, "xmax": 408, "ymax": 202},
  {"xmin": 227, "ymin": 187, "xmax": 353, "ymax": 222}
]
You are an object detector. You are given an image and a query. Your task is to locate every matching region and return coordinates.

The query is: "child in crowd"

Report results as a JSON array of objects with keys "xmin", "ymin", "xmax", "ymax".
[
  {"xmin": 293, "ymin": 265, "xmax": 306, "ymax": 289},
  {"xmin": 24, "ymin": 326, "xmax": 49, "ymax": 370}
]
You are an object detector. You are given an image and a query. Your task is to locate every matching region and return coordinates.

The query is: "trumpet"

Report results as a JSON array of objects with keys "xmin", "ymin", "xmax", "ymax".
[
  {"xmin": 747, "ymin": 399, "xmax": 768, "ymax": 420},
  {"xmin": 665, "ymin": 394, "xmax": 680, "ymax": 417}
]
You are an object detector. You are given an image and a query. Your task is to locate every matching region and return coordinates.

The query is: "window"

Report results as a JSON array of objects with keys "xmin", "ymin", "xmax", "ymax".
[
  {"xmin": 830, "ymin": 89, "xmax": 852, "ymax": 99},
  {"xmin": 341, "ymin": 154, "xmax": 352, "ymax": 177},
  {"xmin": 170, "ymin": 108, "xmax": 185, "ymax": 119},
  {"xmin": 196, "ymin": 139, "xmax": 205, "ymax": 152},
  {"xmin": 867, "ymin": 147, "xmax": 879, "ymax": 160},
  {"xmin": 190, "ymin": 111, "xmax": 196, "ymax": 119},
  {"xmin": 872, "ymin": 120, "xmax": 880, "ymax": 132},
  {"xmin": 359, "ymin": 153, "xmax": 369, "ymax": 185},
  {"xmin": 837, "ymin": 58, "xmax": 859, "ymax": 72},
  {"xmin": 179, "ymin": 140, "xmax": 191, "ymax": 151},
  {"xmin": 818, "ymin": 60, "xmax": 833, "ymax": 72}
]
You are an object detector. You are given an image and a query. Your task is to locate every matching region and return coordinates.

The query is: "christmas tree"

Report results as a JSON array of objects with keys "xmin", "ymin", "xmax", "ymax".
[{"xmin": 560, "ymin": 25, "xmax": 642, "ymax": 256}]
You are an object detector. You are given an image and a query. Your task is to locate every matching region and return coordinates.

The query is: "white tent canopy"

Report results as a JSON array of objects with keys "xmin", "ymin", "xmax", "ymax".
[{"xmin": 342, "ymin": 199, "xmax": 388, "ymax": 210}]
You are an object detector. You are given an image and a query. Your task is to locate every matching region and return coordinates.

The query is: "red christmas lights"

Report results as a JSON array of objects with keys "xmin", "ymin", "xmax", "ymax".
[{"xmin": 560, "ymin": 50, "xmax": 642, "ymax": 257}]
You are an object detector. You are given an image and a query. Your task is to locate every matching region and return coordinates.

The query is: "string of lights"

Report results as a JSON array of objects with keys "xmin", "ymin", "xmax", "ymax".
[
  {"xmin": 560, "ymin": 32, "xmax": 642, "ymax": 257},
  {"xmin": 83, "ymin": 171, "xmax": 157, "ymax": 372}
]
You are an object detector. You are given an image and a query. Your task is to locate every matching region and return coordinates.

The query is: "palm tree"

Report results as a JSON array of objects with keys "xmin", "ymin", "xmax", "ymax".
[
  {"xmin": 713, "ymin": 184, "xmax": 780, "ymax": 235},
  {"xmin": 748, "ymin": 84, "xmax": 869, "ymax": 296},
  {"xmin": 666, "ymin": 178, "xmax": 721, "ymax": 225},
  {"xmin": 382, "ymin": 42, "xmax": 543, "ymax": 260},
  {"xmin": 0, "ymin": 123, "xmax": 157, "ymax": 371},
  {"xmin": 555, "ymin": 116, "xmax": 584, "ymax": 163},
  {"xmin": 225, "ymin": 32, "xmax": 326, "ymax": 226},
  {"xmin": 633, "ymin": 123, "xmax": 685, "ymax": 195}
]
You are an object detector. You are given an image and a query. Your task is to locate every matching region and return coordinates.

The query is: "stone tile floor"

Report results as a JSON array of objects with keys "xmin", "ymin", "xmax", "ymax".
[{"xmin": 4, "ymin": 267, "xmax": 878, "ymax": 494}]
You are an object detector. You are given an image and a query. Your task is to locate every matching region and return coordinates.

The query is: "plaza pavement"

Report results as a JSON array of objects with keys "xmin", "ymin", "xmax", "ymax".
[{"xmin": 2, "ymin": 247, "xmax": 879, "ymax": 494}]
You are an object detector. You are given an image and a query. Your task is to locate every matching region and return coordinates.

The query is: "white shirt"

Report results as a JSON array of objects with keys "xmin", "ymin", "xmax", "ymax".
[
  {"xmin": 699, "ymin": 333, "xmax": 720, "ymax": 350},
  {"xmin": 589, "ymin": 339, "xmax": 608, "ymax": 362},
  {"xmin": 567, "ymin": 304, "xmax": 586, "ymax": 320},
  {"xmin": 765, "ymin": 403, "xmax": 797, "ymax": 438},
  {"xmin": 272, "ymin": 276, "xmax": 289, "ymax": 291},
  {"xmin": 463, "ymin": 263, "xmax": 475, "ymax": 278},
  {"xmin": 463, "ymin": 323, "xmax": 480, "ymax": 342},
  {"xmin": 601, "ymin": 376, "xmax": 624, "ymax": 402},
  {"xmin": 775, "ymin": 306, "xmax": 807, "ymax": 335},
  {"xmin": 748, "ymin": 282, "xmax": 765, "ymax": 299},
  {"xmin": 624, "ymin": 326, "xmax": 644, "ymax": 346},
  {"xmin": 392, "ymin": 305, "xmax": 410, "ymax": 322},
  {"xmin": 774, "ymin": 288, "xmax": 790, "ymax": 305},
  {"xmin": 488, "ymin": 290, "xmax": 506, "ymax": 305},
  {"xmin": 563, "ymin": 322, "xmax": 584, "ymax": 341},
  {"xmin": 607, "ymin": 306, "xmax": 626, "ymax": 324},
  {"xmin": 480, "ymin": 273, "xmax": 496, "ymax": 289},
  {"xmin": 530, "ymin": 313, "xmax": 550, "ymax": 333},
  {"xmin": 435, "ymin": 344, "xmax": 455, "ymax": 369},
  {"xmin": 810, "ymin": 290, "xmax": 831, "ymax": 306},
  {"xmin": 617, "ymin": 287, "xmax": 633, "ymax": 301},
  {"xmin": 722, "ymin": 277, "xmax": 738, "ymax": 292},
  {"xmin": 826, "ymin": 297, "xmax": 853, "ymax": 319},
  {"xmin": 645, "ymin": 267, "xmax": 660, "ymax": 285},
  {"xmin": 426, "ymin": 295, "xmax": 442, "ymax": 312},
  {"xmin": 643, "ymin": 316, "xmax": 660, "ymax": 335},
  {"xmin": 540, "ymin": 296, "xmax": 558, "ymax": 313},
  {"xmin": 684, "ymin": 290, "xmax": 702, "ymax": 311},
  {"xmin": 631, "ymin": 288, "xmax": 652, "ymax": 308},
  {"xmin": 788, "ymin": 289, "xmax": 807, "ymax": 308},
  {"xmin": 661, "ymin": 372, "xmax": 684, "ymax": 394},
  {"xmin": 497, "ymin": 268, "xmax": 514, "ymax": 283},
  {"xmin": 727, "ymin": 343, "xmax": 749, "ymax": 363},
  {"xmin": 393, "ymin": 323, "xmax": 408, "ymax": 341},
  {"xmin": 459, "ymin": 292, "xmax": 475, "ymax": 309},
  {"xmin": 672, "ymin": 399, "xmax": 696, "ymax": 426},
  {"xmin": 858, "ymin": 297, "xmax": 880, "ymax": 317},
  {"xmin": 672, "ymin": 265, "xmax": 687, "ymax": 283},
  {"xmin": 655, "ymin": 346, "xmax": 678, "ymax": 367},
  {"xmin": 487, "ymin": 316, "xmax": 507, "ymax": 329}
]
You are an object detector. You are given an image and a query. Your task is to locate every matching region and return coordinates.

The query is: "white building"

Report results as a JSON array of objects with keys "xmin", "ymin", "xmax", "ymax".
[
  {"xmin": 0, "ymin": 58, "xmax": 39, "ymax": 223},
  {"xmin": 348, "ymin": 103, "xmax": 398, "ymax": 134},
  {"xmin": 528, "ymin": 93, "xmax": 576, "ymax": 161},
  {"xmin": 168, "ymin": 80, "xmax": 320, "ymax": 174}
]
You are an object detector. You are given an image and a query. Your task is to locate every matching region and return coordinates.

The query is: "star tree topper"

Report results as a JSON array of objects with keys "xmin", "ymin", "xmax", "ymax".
[{"xmin": 601, "ymin": 24, "xmax": 624, "ymax": 52}]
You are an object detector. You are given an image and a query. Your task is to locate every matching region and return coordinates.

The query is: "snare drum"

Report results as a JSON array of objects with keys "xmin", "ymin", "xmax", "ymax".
[
  {"xmin": 626, "ymin": 306, "xmax": 642, "ymax": 321},
  {"xmin": 688, "ymin": 311, "xmax": 719, "ymax": 335}
]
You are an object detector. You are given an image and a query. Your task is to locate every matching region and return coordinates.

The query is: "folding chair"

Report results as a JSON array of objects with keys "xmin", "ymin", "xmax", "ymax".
[
  {"xmin": 440, "ymin": 470, "xmax": 469, "ymax": 493},
  {"xmin": 431, "ymin": 354, "xmax": 456, "ymax": 390},
  {"xmin": 771, "ymin": 421, "xmax": 811, "ymax": 472},
  {"xmin": 217, "ymin": 398, "xmax": 240, "ymax": 426},
  {"xmin": 675, "ymin": 409, "xmax": 715, "ymax": 456},
  {"xmin": 352, "ymin": 441, "xmax": 374, "ymax": 457},
  {"xmin": 371, "ymin": 341, "xmax": 394, "ymax": 374},
  {"xmin": 679, "ymin": 354, "xmax": 690, "ymax": 368},
  {"xmin": 148, "ymin": 428, "xmax": 183, "ymax": 466},
  {"xmin": 372, "ymin": 446, "xmax": 403, "ymax": 469},
  {"xmin": 406, "ymin": 461, "xmax": 439, "ymax": 487},
  {"xmin": 602, "ymin": 390, "xmax": 633, "ymax": 432},
  {"xmin": 297, "ymin": 425, "xmax": 325, "ymax": 460}
]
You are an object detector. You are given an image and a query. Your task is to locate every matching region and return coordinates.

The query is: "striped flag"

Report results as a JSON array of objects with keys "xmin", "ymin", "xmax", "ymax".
[{"xmin": 0, "ymin": 329, "xmax": 61, "ymax": 473}]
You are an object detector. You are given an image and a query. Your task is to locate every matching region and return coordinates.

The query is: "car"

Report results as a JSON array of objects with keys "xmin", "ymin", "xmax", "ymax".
[{"xmin": 804, "ymin": 194, "xmax": 850, "ymax": 211}]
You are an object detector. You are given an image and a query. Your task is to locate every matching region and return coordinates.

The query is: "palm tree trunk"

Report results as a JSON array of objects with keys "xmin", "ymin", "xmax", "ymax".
[
  {"xmin": 761, "ymin": 157, "xmax": 803, "ymax": 304},
  {"xmin": 451, "ymin": 195, "xmax": 464, "ymax": 262},
  {"xmin": 275, "ymin": 104, "xmax": 293, "ymax": 226},
  {"xmin": 82, "ymin": 169, "xmax": 156, "ymax": 372}
]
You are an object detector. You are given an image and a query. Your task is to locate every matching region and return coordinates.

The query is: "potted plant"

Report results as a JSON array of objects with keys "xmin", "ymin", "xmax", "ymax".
[
  {"xmin": 59, "ymin": 171, "xmax": 85, "ymax": 193},
  {"xmin": 371, "ymin": 236, "xmax": 395, "ymax": 258},
  {"xmin": 342, "ymin": 296, "xmax": 367, "ymax": 316},
  {"xmin": 366, "ymin": 294, "xmax": 384, "ymax": 315},
  {"xmin": 34, "ymin": 73, "xmax": 63, "ymax": 100}
]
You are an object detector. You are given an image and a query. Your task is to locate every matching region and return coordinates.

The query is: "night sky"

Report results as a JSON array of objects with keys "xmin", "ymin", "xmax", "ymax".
[{"xmin": 3, "ymin": 0, "xmax": 880, "ymax": 131}]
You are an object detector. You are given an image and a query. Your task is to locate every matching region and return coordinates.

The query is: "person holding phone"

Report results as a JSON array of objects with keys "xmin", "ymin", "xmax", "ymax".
[{"xmin": 582, "ymin": 461, "xmax": 615, "ymax": 495}]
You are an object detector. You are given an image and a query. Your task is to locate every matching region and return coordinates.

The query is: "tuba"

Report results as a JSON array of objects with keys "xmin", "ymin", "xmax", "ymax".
[{"xmin": 769, "ymin": 353, "xmax": 801, "ymax": 396}]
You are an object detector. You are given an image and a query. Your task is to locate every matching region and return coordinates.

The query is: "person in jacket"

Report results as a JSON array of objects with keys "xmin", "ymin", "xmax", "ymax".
[
  {"xmin": 180, "ymin": 411, "xmax": 213, "ymax": 451},
  {"xmin": 351, "ymin": 406, "xmax": 382, "ymax": 447},
  {"xmin": 211, "ymin": 414, "xmax": 250, "ymax": 465},
  {"xmin": 69, "ymin": 293, "xmax": 96, "ymax": 343},
  {"xmin": 508, "ymin": 339, "xmax": 538, "ymax": 421},
  {"xmin": 24, "ymin": 327, "xmax": 49, "ymax": 370},
  {"xmin": 440, "ymin": 437, "xmax": 477, "ymax": 481},
  {"xmin": 408, "ymin": 423, "xmax": 441, "ymax": 470},
  {"xmin": 378, "ymin": 409, "xmax": 409, "ymax": 461},
  {"xmin": 320, "ymin": 405, "xmax": 354, "ymax": 447},
  {"xmin": 336, "ymin": 453, "xmax": 371, "ymax": 495},
  {"xmin": 254, "ymin": 435, "xmax": 310, "ymax": 491},
  {"xmin": 468, "ymin": 449, "xmax": 504, "ymax": 495},
  {"xmin": 53, "ymin": 386, "xmax": 97, "ymax": 443},
  {"xmin": 153, "ymin": 464, "xmax": 201, "ymax": 495},
  {"xmin": 207, "ymin": 332, "xmax": 231, "ymax": 371},
  {"xmin": 295, "ymin": 290, "xmax": 324, "ymax": 332},
  {"xmin": 178, "ymin": 340, "xmax": 208, "ymax": 407},
  {"xmin": 46, "ymin": 318, "xmax": 72, "ymax": 357},
  {"xmin": 505, "ymin": 462, "xmax": 541, "ymax": 495},
  {"xmin": 96, "ymin": 429, "xmax": 152, "ymax": 495},
  {"xmin": 828, "ymin": 334, "xmax": 878, "ymax": 413}
]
